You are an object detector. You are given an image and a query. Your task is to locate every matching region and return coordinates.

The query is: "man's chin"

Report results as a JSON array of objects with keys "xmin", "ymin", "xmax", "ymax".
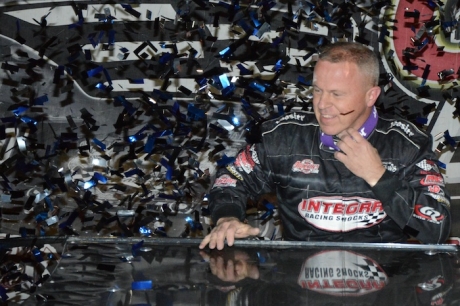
[{"xmin": 319, "ymin": 126, "xmax": 340, "ymax": 136}]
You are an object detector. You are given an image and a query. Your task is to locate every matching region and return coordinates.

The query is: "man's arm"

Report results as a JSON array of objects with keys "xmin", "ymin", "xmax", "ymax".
[
  {"xmin": 200, "ymin": 143, "xmax": 273, "ymax": 249},
  {"xmin": 371, "ymin": 163, "xmax": 451, "ymax": 244},
  {"xmin": 336, "ymin": 128, "xmax": 451, "ymax": 243}
]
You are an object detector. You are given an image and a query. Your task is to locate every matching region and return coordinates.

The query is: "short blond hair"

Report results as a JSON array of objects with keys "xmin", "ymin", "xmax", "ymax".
[{"xmin": 318, "ymin": 42, "xmax": 380, "ymax": 87}]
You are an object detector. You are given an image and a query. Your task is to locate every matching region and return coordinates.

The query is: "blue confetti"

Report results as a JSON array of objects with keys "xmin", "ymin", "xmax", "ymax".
[
  {"xmin": 92, "ymin": 138, "xmax": 106, "ymax": 150},
  {"xmin": 94, "ymin": 172, "xmax": 108, "ymax": 183},
  {"xmin": 131, "ymin": 280, "xmax": 152, "ymax": 290},
  {"xmin": 216, "ymin": 154, "xmax": 235, "ymax": 166}
]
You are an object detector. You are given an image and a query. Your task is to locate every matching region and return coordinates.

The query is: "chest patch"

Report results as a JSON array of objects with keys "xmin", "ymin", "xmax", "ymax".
[
  {"xmin": 292, "ymin": 159, "xmax": 320, "ymax": 174},
  {"xmin": 298, "ymin": 196, "xmax": 386, "ymax": 232}
]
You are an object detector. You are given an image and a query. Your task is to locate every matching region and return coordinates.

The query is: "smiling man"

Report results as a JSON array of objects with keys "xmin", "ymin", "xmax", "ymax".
[{"xmin": 200, "ymin": 42, "xmax": 451, "ymax": 250}]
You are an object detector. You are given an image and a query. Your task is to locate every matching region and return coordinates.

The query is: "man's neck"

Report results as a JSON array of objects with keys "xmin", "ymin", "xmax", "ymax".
[{"xmin": 320, "ymin": 106, "xmax": 378, "ymax": 150}]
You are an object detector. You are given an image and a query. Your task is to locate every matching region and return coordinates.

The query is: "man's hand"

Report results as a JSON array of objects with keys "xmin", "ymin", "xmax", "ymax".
[
  {"xmin": 199, "ymin": 217, "xmax": 260, "ymax": 250},
  {"xmin": 335, "ymin": 128, "xmax": 386, "ymax": 186}
]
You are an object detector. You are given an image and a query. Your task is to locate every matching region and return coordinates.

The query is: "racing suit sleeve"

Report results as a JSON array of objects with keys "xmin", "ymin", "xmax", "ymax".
[
  {"xmin": 209, "ymin": 142, "xmax": 273, "ymax": 225},
  {"xmin": 371, "ymin": 138, "xmax": 451, "ymax": 244}
]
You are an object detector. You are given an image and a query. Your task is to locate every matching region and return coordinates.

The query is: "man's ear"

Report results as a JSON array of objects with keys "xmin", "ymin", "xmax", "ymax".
[{"xmin": 366, "ymin": 86, "xmax": 381, "ymax": 107}]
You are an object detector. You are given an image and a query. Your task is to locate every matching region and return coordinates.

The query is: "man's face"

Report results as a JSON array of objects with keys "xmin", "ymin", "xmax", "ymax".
[{"xmin": 312, "ymin": 60, "xmax": 379, "ymax": 136}]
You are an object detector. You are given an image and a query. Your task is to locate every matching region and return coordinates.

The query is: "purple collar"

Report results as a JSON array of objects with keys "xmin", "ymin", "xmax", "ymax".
[{"xmin": 320, "ymin": 106, "xmax": 378, "ymax": 151}]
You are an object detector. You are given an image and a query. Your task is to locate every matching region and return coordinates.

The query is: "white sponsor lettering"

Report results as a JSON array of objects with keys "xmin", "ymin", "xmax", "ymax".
[
  {"xmin": 298, "ymin": 197, "xmax": 386, "ymax": 232},
  {"xmin": 390, "ymin": 121, "xmax": 414, "ymax": 136},
  {"xmin": 420, "ymin": 174, "xmax": 445, "ymax": 186},
  {"xmin": 292, "ymin": 159, "xmax": 320, "ymax": 174},
  {"xmin": 382, "ymin": 162, "xmax": 398, "ymax": 172},
  {"xmin": 275, "ymin": 112, "xmax": 306, "ymax": 124}
]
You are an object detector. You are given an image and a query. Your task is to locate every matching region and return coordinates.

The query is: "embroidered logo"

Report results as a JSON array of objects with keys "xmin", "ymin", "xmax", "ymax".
[
  {"xmin": 298, "ymin": 197, "xmax": 386, "ymax": 232},
  {"xmin": 413, "ymin": 205, "xmax": 444, "ymax": 224},
  {"xmin": 382, "ymin": 162, "xmax": 398, "ymax": 172},
  {"xmin": 213, "ymin": 175, "xmax": 237, "ymax": 188},
  {"xmin": 416, "ymin": 160, "xmax": 440, "ymax": 173},
  {"xmin": 420, "ymin": 174, "xmax": 445, "ymax": 186},
  {"xmin": 390, "ymin": 121, "xmax": 414, "ymax": 137},
  {"xmin": 225, "ymin": 165, "xmax": 243, "ymax": 181},
  {"xmin": 249, "ymin": 145, "xmax": 260, "ymax": 165},
  {"xmin": 292, "ymin": 159, "xmax": 320, "ymax": 174},
  {"xmin": 234, "ymin": 145, "xmax": 256, "ymax": 174},
  {"xmin": 428, "ymin": 185, "xmax": 441, "ymax": 193},
  {"xmin": 275, "ymin": 112, "xmax": 306, "ymax": 124}
]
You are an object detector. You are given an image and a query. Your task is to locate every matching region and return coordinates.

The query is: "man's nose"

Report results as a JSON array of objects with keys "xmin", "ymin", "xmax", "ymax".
[{"xmin": 316, "ymin": 93, "xmax": 331, "ymax": 109}]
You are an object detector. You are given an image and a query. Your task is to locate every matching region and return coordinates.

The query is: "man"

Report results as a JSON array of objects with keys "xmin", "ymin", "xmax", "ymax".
[{"xmin": 199, "ymin": 42, "xmax": 451, "ymax": 250}]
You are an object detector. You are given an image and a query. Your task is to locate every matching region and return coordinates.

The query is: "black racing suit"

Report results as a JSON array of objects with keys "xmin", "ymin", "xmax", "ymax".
[{"xmin": 209, "ymin": 111, "xmax": 451, "ymax": 243}]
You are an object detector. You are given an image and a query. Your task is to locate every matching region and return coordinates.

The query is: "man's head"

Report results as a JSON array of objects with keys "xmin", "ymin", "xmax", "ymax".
[{"xmin": 312, "ymin": 42, "xmax": 381, "ymax": 136}]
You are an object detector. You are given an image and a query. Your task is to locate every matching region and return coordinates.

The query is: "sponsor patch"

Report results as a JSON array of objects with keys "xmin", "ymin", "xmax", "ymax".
[
  {"xmin": 249, "ymin": 145, "xmax": 260, "ymax": 165},
  {"xmin": 390, "ymin": 120, "xmax": 414, "ymax": 136},
  {"xmin": 413, "ymin": 205, "xmax": 444, "ymax": 224},
  {"xmin": 292, "ymin": 159, "xmax": 320, "ymax": 174},
  {"xmin": 297, "ymin": 250, "xmax": 388, "ymax": 296},
  {"xmin": 298, "ymin": 196, "xmax": 386, "ymax": 232},
  {"xmin": 420, "ymin": 174, "xmax": 445, "ymax": 186},
  {"xmin": 416, "ymin": 159, "xmax": 440, "ymax": 173},
  {"xmin": 275, "ymin": 112, "xmax": 306, "ymax": 124},
  {"xmin": 382, "ymin": 161, "xmax": 398, "ymax": 172},
  {"xmin": 428, "ymin": 185, "xmax": 442, "ymax": 194},
  {"xmin": 424, "ymin": 193, "xmax": 450, "ymax": 206},
  {"xmin": 234, "ymin": 145, "xmax": 256, "ymax": 174},
  {"xmin": 213, "ymin": 174, "xmax": 237, "ymax": 188},
  {"xmin": 225, "ymin": 165, "xmax": 243, "ymax": 181}
]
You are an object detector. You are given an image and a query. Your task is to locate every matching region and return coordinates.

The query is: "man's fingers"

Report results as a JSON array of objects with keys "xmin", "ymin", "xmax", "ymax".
[
  {"xmin": 199, "ymin": 220, "xmax": 260, "ymax": 250},
  {"xmin": 216, "ymin": 226, "xmax": 230, "ymax": 250},
  {"xmin": 199, "ymin": 235, "xmax": 211, "ymax": 249}
]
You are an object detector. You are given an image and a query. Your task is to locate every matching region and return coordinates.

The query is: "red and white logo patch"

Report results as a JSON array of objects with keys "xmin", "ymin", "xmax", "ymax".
[
  {"xmin": 234, "ymin": 145, "xmax": 256, "ymax": 174},
  {"xmin": 292, "ymin": 159, "xmax": 320, "ymax": 174},
  {"xmin": 297, "ymin": 250, "xmax": 388, "ymax": 296},
  {"xmin": 213, "ymin": 175, "xmax": 237, "ymax": 188},
  {"xmin": 298, "ymin": 196, "xmax": 386, "ymax": 232},
  {"xmin": 413, "ymin": 205, "xmax": 444, "ymax": 224},
  {"xmin": 428, "ymin": 185, "xmax": 442, "ymax": 193},
  {"xmin": 420, "ymin": 174, "xmax": 445, "ymax": 186}
]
